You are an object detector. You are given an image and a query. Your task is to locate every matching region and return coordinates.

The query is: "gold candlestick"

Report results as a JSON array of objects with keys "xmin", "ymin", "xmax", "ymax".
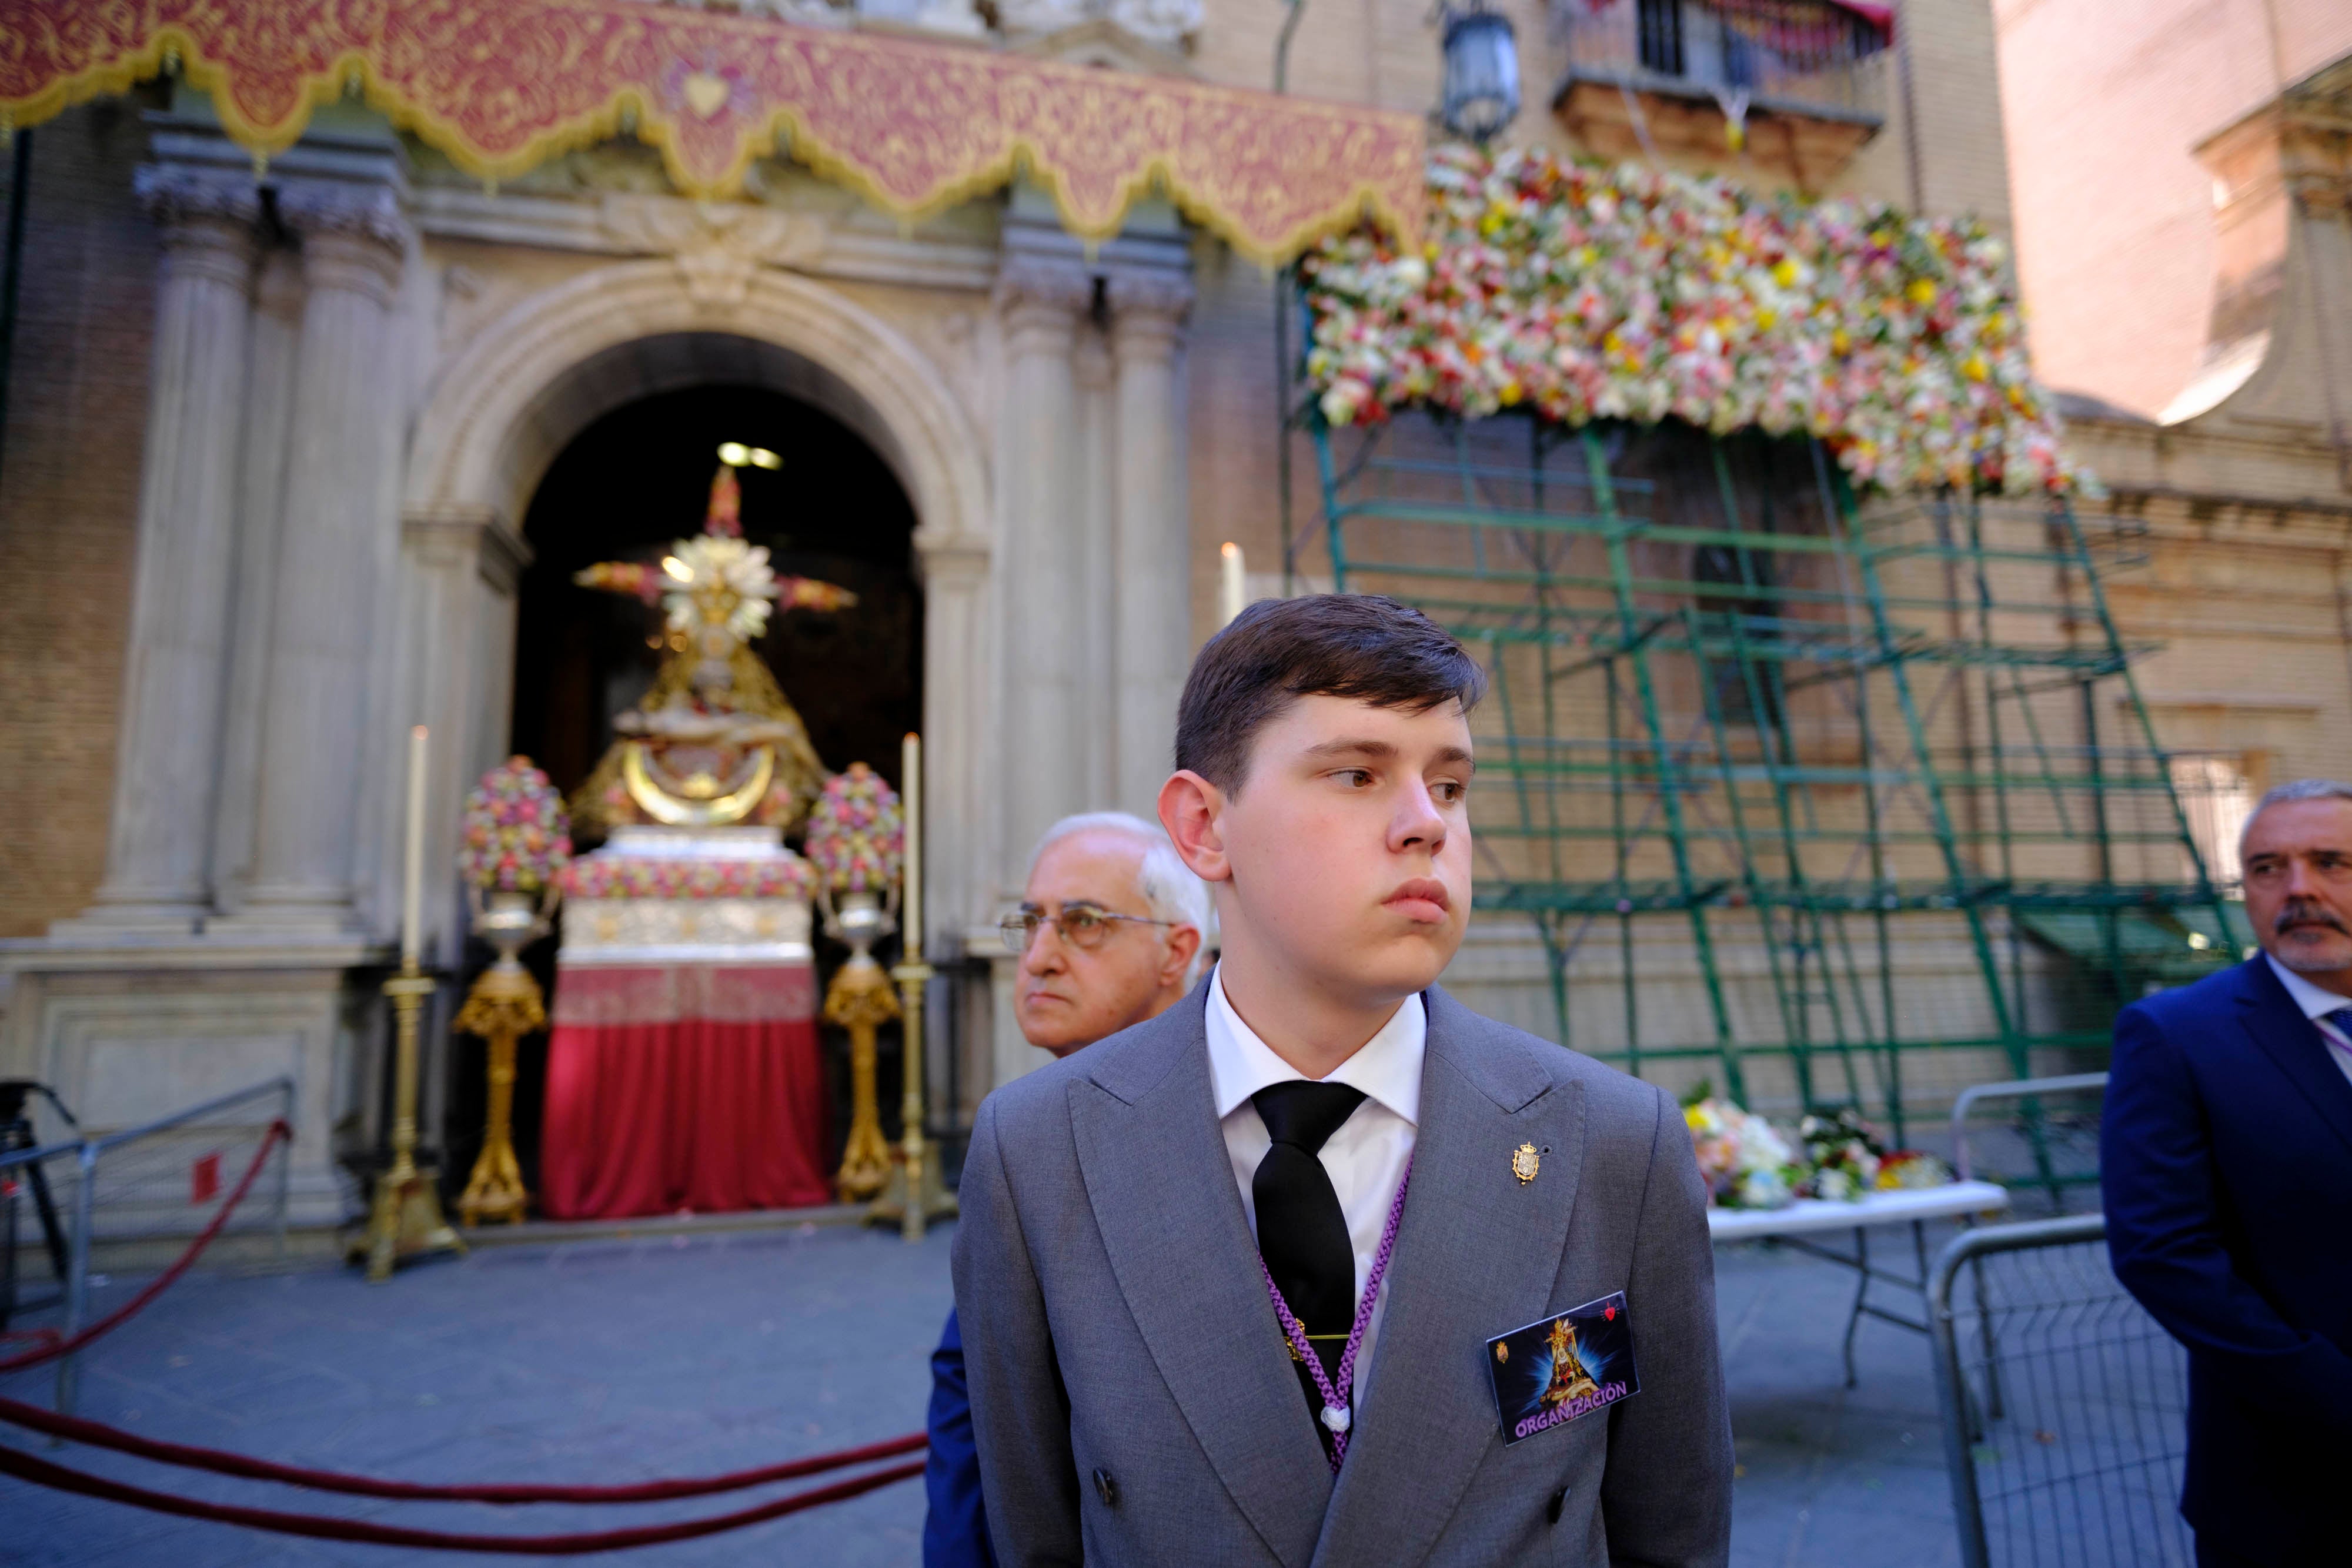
[
  {"xmin": 358, "ymin": 962, "xmax": 465, "ymax": 1281},
  {"xmin": 870, "ymin": 734, "xmax": 956, "ymax": 1239}
]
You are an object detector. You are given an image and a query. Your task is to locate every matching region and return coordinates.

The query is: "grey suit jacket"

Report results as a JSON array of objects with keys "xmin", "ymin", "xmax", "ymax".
[{"xmin": 951, "ymin": 981, "xmax": 1733, "ymax": 1567}]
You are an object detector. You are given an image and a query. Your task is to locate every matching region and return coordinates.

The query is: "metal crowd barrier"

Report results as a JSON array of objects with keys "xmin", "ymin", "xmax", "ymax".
[
  {"xmin": 0, "ymin": 1077, "xmax": 293, "ymax": 1416},
  {"xmin": 1928, "ymin": 1213, "xmax": 2191, "ymax": 1568}
]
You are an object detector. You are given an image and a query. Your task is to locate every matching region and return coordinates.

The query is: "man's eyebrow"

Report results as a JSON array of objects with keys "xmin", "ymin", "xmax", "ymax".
[
  {"xmin": 1301, "ymin": 737, "xmax": 1401, "ymax": 760},
  {"xmin": 1432, "ymin": 745, "xmax": 1476, "ymax": 770}
]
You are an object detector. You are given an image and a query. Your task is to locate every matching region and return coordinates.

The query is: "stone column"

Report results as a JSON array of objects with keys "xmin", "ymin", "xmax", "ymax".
[
  {"xmin": 66, "ymin": 170, "xmax": 260, "ymax": 933},
  {"xmin": 209, "ymin": 249, "xmax": 305, "ymax": 913},
  {"xmin": 234, "ymin": 185, "xmax": 408, "ymax": 933},
  {"xmin": 1071, "ymin": 326, "xmax": 1118, "ymax": 809},
  {"xmin": 1107, "ymin": 269, "xmax": 1196, "ymax": 817},
  {"xmin": 993, "ymin": 253, "xmax": 1096, "ymax": 886}
]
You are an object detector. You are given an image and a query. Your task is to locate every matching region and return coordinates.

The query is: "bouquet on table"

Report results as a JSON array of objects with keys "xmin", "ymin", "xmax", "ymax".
[
  {"xmin": 459, "ymin": 757, "xmax": 572, "ymax": 895},
  {"xmin": 1685, "ymin": 1095, "xmax": 1805, "ymax": 1211},
  {"xmin": 1687, "ymin": 1092, "xmax": 1954, "ymax": 1209}
]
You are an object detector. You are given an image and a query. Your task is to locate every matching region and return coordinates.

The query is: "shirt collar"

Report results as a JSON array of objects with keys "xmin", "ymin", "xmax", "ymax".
[
  {"xmin": 2263, "ymin": 951, "xmax": 2352, "ymax": 1022},
  {"xmin": 1204, "ymin": 962, "xmax": 1424, "ymax": 1126}
]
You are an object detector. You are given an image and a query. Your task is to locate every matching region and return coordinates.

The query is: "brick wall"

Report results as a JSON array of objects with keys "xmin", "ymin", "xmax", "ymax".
[{"xmin": 0, "ymin": 99, "xmax": 158, "ymax": 937}]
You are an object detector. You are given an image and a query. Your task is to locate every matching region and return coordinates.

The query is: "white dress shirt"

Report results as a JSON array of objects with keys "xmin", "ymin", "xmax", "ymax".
[
  {"xmin": 1204, "ymin": 962, "xmax": 1422, "ymax": 1399},
  {"xmin": 2260, "ymin": 953, "xmax": 2352, "ymax": 1089}
]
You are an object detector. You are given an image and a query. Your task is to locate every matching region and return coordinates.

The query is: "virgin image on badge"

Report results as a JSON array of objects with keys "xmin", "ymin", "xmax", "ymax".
[{"xmin": 1485, "ymin": 1291, "xmax": 1640, "ymax": 1444}]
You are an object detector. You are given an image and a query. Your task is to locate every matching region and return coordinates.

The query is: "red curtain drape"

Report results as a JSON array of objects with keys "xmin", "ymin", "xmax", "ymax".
[{"xmin": 540, "ymin": 964, "xmax": 831, "ymax": 1219}]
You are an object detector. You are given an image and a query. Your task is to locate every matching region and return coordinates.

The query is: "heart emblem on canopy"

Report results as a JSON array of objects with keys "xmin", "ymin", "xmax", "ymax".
[{"xmin": 682, "ymin": 72, "xmax": 730, "ymax": 119}]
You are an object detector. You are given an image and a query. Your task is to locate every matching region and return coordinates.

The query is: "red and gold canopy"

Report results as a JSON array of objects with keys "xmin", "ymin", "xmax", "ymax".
[{"xmin": 0, "ymin": 1, "xmax": 1424, "ymax": 264}]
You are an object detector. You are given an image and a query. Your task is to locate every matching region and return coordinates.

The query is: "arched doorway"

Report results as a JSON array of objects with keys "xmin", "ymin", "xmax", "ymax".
[
  {"xmin": 402, "ymin": 272, "xmax": 997, "ymax": 1196},
  {"xmin": 448, "ymin": 375, "xmax": 923, "ymax": 1201}
]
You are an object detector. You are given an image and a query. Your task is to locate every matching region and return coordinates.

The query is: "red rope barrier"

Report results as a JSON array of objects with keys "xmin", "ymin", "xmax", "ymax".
[
  {"xmin": 0, "ymin": 1113, "xmax": 936, "ymax": 1547},
  {"xmin": 0, "ymin": 1394, "xmax": 926, "ymax": 1503},
  {"xmin": 0, "ymin": 1442, "xmax": 927, "ymax": 1554},
  {"xmin": 0, "ymin": 1119, "xmax": 289, "ymax": 1376}
]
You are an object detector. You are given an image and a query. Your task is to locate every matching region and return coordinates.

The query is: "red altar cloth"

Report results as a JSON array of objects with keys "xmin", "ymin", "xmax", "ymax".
[{"xmin": 540, "ymin": 962, "xmax": 831, "ymax": 1219}]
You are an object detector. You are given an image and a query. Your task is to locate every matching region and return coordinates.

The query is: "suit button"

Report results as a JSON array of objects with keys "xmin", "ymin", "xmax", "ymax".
[
  {"xmin": 1094, "ymin": 1467, "xmax": 1119, "ymax": 1509},
  {"xmin": 1546, "ymin": 1485, "xmax": 1569, "ymax": 1524}
]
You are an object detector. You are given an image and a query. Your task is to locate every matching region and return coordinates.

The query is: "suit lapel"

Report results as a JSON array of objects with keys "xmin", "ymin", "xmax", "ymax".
[
  {"xmin": 1311, "ymin": 986, "xmax": 1586, "ymax": 1567},
  {"xmin": 1070, "ymin": 990, "xmax": 1334, "ymax": 1567},
  {"xmin": 2236, "ymin": 958, "xmax": 2352, "ymax": 1160}
]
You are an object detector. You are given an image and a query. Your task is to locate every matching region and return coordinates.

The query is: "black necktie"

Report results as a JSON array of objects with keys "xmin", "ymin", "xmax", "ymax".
[{"xmin": 1252, "ymin": 1081, "xmax": 1368, "ymax": 1427}]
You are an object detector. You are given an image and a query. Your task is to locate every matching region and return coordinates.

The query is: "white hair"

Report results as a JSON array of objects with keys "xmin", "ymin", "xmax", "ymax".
[
  {"xmin": 2240, "ymin": 778, "xmax": 2352, "ymax": 854},
  {"xmin": 1028, "ymin": 811, "xmax": 1212, "ymax": 984}
]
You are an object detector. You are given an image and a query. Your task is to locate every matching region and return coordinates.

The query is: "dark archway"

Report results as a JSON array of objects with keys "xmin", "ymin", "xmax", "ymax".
[
  {"xmin": 510, "ymin": 381, "xmax": 922, "ymax": 805},
  {"xmin": 450, "ymin": 381, "xmax": 920, "ymax": 1199}
]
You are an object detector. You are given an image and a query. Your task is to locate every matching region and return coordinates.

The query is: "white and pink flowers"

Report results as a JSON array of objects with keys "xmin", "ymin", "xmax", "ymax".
[
  {"xmin": 1302, "ymin": 145, "xmax": 2085, "ymax": 497},
  {"xmin": 459, "ymin": 758, "xmax": 572, "ymax": 895}
]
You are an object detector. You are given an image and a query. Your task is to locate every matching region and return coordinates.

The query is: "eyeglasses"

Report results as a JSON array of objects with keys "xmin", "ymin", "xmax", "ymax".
[{"xmin": 999, "ymin": 906, "xmax": 1174, "ymax": 954}]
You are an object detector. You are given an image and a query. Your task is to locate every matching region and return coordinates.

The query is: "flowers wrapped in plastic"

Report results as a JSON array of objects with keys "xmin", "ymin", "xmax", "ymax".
[
  {"xmin": 1301, "ymin": 144, "xmax": 2087, "ymax": 497},
  {"xmin": 803, "ymin": 763, "xmax": 905, "ymax": 895},
  {"xmin": 458, "ymin": 757, "xmax": 572, "ymax": 895},
  {"xmin": 1796, "ymin": 1106, "xmax": 1884, "ymax": 1202},
  {"xmin": 1685, "ymin": 1096, "xmax": 1805, "ymax": 1210}
]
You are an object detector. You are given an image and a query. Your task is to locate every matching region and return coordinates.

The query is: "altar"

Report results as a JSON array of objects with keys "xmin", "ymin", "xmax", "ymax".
[
  {"xmin": 542, "ymin": 827, "xmax": 831, "ymax": 1218},
  {"xmin": 522, "ymin": 464, "xmax": 861, "ymax": 1221}
]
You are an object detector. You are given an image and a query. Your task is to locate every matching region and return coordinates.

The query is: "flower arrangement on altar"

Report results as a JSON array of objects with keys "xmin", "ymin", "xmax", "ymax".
[
  {"xmin": 1301, "ymin": 145, "xmax": 2085, "ymax": 496},
  {"xmin": 459, "ymin": 758, "xmax": 572, "ymax": 895},
  {"xmin": 1688, "ymin": 1093, "xmax": 1953, "ymax": 1208},
  {"xmin": 803, "ymin": 763, "xmax": 905, "ymax": 895},
  {"xmin": 555, "ymin": 855, "xmax": 816, "ymax": 902}
]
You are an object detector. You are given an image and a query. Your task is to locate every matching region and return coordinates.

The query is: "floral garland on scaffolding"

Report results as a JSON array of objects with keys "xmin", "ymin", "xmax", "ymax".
[{"xmin": 1303, "ymin": 145, "xmax": 2084, "ymax": 496}]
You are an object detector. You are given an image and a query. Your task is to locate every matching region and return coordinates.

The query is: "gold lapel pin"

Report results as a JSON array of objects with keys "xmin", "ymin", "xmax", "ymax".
[{"xmin": 1511, "ymin": 1142, "xmax": 1541, "ymax": 1184}]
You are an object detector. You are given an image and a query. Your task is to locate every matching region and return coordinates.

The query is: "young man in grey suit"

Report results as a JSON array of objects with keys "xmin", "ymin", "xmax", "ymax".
[{"xmin": 953, "ymin": 594, "xmax": 1733, "ymax": 1566}]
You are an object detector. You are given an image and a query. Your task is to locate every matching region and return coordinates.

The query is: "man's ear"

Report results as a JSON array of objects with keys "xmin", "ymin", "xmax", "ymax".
[
  {"xmin": 1158, "ymin": 770, "xmax": 1231, "ymax": 883},
  {"xmin": 1159, "ymin": 924, "xmax": 1204, "ymax": 990}
]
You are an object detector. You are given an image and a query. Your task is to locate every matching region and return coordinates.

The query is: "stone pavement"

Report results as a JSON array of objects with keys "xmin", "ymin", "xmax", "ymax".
[{"xmin": 2, "ymin": 1222, "xmax": 1976, "ymax": 1567}]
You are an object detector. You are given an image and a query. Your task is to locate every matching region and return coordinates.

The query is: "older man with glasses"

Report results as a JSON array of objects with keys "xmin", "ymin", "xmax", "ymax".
[{"xmin": 924, "ymin": 813, "xmax": 1208, "ymax": 1568}]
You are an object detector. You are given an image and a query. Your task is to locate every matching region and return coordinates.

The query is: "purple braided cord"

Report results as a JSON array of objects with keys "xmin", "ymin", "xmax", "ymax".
[{"xmin": 1258, "ymin": 1157, "xmax": 1414, "ymax": 1472}]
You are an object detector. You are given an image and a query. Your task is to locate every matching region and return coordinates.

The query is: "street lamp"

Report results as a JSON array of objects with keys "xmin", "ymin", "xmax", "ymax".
[{"xmin": 1438, "ymin": 0, "xmax": 1521, "ymax": 143}]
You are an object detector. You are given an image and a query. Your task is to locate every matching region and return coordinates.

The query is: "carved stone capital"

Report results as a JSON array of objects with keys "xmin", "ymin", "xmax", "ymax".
[
  {"xmin": 133, "ymin": 166, "xmax": 262, "ymax": 287},
  {"xmin": 1107, "ymin": 268, "xmax": 1193, "ymax": 359},
  {"xmin": 278, "ymin": 183, "xmax": 408, "ymax": 303},
  {"xmin": 993, "ymin": 254, "xmax": 1095, "ymax": 350},
  {"xmin": 1105, "ymin": 268, "xmax": 1195, "ymax": 323}
]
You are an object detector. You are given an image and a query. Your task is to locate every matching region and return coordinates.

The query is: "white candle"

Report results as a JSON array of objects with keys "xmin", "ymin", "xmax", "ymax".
[
  {"xmin": 1220, "ymin": 541, "xmax": 1246, "ymax": 627},
  {"xmin": 901, "ymin": 731, "xmax": 921, "ymax": 963},
  {"xmin": 401, "ymin": 726, "xmax": 427, "ymax": 967}
]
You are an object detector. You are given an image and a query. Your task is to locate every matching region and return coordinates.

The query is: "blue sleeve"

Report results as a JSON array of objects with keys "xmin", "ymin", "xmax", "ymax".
[
  {"xmin": 923, "ymin": 1306, "xmax": 997, "ymax": 1568},
  {"xmin": 2100, "ymin": 1002, "xmax": 2352, "ymax": 1434}
]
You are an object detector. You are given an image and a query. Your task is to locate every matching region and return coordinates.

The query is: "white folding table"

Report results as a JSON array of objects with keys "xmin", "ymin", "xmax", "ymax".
[{"xmin": 1707, "ymin": 1182, "xmax": 2012, "ymax": 1385}]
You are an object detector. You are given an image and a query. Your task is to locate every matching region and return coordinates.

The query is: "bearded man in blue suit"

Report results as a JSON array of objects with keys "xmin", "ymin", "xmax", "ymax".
[{"xmin": 2104, "ymin": 778, "xmax": 2352, "ymax": 1568}]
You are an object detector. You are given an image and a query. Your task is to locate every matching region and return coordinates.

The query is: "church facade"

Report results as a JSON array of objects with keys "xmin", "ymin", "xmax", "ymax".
[{"xmin": 2, "ymin": 0, "xmax": 2346, "ymax": 1222}]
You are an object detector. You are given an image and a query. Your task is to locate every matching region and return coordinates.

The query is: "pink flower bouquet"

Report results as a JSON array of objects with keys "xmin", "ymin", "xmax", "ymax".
[
  {"xmin": 803, "ymin": 763, "xmax": 905, "ymax": 895},
  {"xmin": 459, "ymin": 757, "xmax": 572, "ymax": 895}
]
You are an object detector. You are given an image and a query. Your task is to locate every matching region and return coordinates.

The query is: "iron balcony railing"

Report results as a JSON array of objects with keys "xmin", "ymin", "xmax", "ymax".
[{"xmin": 1555, "ymin": 0, "xmax": 1887, "ymax": 125}]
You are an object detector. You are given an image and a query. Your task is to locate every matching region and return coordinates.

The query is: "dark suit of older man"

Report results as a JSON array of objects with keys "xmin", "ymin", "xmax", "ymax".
[{"xmin": 2104, "ymin": 781, "xmax": 2352, "ymax": 1567}]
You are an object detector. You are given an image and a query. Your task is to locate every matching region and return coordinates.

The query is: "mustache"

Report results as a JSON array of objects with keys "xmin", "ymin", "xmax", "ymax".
[{"xmin": 2274, "ymin": 898, "xmax": 2348, "ymax": 937}]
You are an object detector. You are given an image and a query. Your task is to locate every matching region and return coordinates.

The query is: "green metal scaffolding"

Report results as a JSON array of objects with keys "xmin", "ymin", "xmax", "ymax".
[{"xmin": 1299, "ymin": 410, "xmax": 2246, "ymax": 1138}]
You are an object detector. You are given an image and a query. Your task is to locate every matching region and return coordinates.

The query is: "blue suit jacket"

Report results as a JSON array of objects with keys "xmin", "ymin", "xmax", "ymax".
[
  {"xmin": 2103, "ymin": 957, "xmax": 2352, "ymax": 1562},
  {"xmin": 923, "ymin": 1306, "xmax": 995, "ymax": 1568}
]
